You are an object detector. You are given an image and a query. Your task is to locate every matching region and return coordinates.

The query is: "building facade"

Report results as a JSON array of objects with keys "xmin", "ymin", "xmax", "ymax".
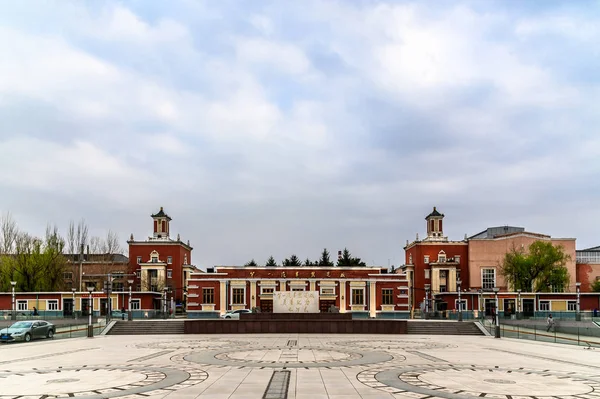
[
  {"xmin": 127, "ymin": 207, "xmax": 197, "ymax": 306},
  {"xmin": 576, "ymin": 246, "xmax": 600, "ymax": 292},
  {"xmin": 402, "ymin": 207, "xmax": 469, "ymax": 312},
  {"xmin": 186, "ymin": 266, "xmax": 410, "ymax": 318}
]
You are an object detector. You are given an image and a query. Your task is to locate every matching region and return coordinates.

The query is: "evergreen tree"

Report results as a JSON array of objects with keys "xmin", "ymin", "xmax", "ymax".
[
  {"xmin": 317, "ymin": 248, "xmax": 334, "ymax": 266},
  {"xmin": 283, "ymin": 254, "xmax": 302, "ymax": 267},
  {"xmin": 265, "ymin": 256, "xmax": 278, "ymax": 267},
  {"xmin": 336, "ymin": 248, "xmax": 366, "ymax": 267},
  {"xmin": 244, "ymin": 259, "xmax": 258, "ymax": 267}
]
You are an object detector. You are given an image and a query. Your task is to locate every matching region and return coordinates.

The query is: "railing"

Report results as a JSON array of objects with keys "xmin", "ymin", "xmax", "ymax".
[{"xmin": 0, "ymin": 320, "xmax": 105, "ymax": 341}]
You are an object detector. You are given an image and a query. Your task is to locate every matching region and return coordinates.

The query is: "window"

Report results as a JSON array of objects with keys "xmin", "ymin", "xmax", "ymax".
[
  {"xmin": 382, "ymin": 289, "xmax": 394, "ymax": 305},
  {"xmin": 202, "ymin": 288, "xmax": 214, "ymax": 304},
  {"xmin": 291, "ymin": 287, "xmax": 305, "ymax": 291},
  {"xmin": 455, "ymin": 255, "xmax": 461, "ymax": 264},
  {"xmin": 438, "ymin": 251, "xmax": 446, "ymax": 263},
  {"xmin": 568, "ymin": 301, "xmax": 577, "ymax": 311},
  {"xmin": 167, "ymin": 256, "xmax": 173, "ymax": 264},
  {"xmin": 457, "ymin": 269, "xmax": 461, "ymax": 281},
  {"xmin": 137, "ymin": 256, "xmax": 142, "ymax": 264},
  {"xmin": 456, "ymin": 299, "xmax": 467, "ymax": 311},
  {"xmin": 408, "ymin": 254, "xmax": 413, "ymax": 264},
  {"xmin": 232, "ymin": 288, "xmax": 245, "ymax": 304},
  {"xmin": 261, "ymin": 287, "xmax": 274, "ymax": 294},
  {"xmin": 136, "ymin": 285, "xmax": 141, "ymax": 291},
  {"xmin": 63, "ymin": 272, "xmax": 73, "ymax": 280},
  {"xmin": 151, "ymin": 256, "xmax": 158, "ymax": 263},
  {"xmin": 136, "ymin": 271, "xmax": 141, "ymax": 278},
  {"xmin": 424, "ymin": 255, "xmax": 430, "ymax": 264},
  {"xmin": 47, "ymin": 300, "xmax": 58, "ymax": 311},
  {"xmin": 424, "ymin": 269, "xmax": 430, "ymax": 279},
  {"xmin": 131, "ymin": 299, "xmax": 141, "ymax": 310},
  {"xmin": 320, "ymin": 287, "xmax": 335, "ymax": 296},
  {"xmin": 482, "ymin": 268, "xmax": 496, "ymax": 289},
  {"xmin": 351, "ymin": 288, "xmax": 364, "ymax": 305},
  {"xmin": 17, "ymin": 300, "xmax": 28, "ymax": 311},
  {"xmin": 539, "ymin": 301, "xmax": 550, "ymax": 311},
  {"xmin": 167, "ymin": 269, "xmax": 173, "ymax": 279}
]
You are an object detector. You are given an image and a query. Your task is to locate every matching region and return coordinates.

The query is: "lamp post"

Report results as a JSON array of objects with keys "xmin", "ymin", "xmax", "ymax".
[
  {"xmin": 517, "ymin": 289, "xmax": 521, "ymax": 320},
  {"xmin": 128, "ymin": 279, "xmax": 133, "ymax": 321},
  {"xmin": 493, "ymin": 287, "xmax": 500, "ymax": 338},
  {"xmin": 457, "ymin": 278, "xmax": 462, "ymax": 322},
  {"xmin": 424, "ymin": 284, "xmax": 431, "ymax": 319},
  {"xmin": 72, "ymin": 288, "xmax": 76, "ymax": 319},
  {"xmin": 87, "ymin": 286, "xmax": 94, "ymax": 338},
  {"xmin": 10, "ymin": 281, "xmax": 16, "ymax": 321},
  {"xmin": 478, "ymin": 289, "xmax": 482, "ymax": 320},
  {"xmin": 576, "ymin": 282, "xmax": 581, "ymax": 321},
  {"xmin": 163, "ymin": 287, "xmax": 168, "ymax": 319}
]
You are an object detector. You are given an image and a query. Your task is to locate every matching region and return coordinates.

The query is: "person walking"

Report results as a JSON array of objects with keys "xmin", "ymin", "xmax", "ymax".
[{"xmin": 547, "ymin": 314, "xmax": 555, "ymax": 332}]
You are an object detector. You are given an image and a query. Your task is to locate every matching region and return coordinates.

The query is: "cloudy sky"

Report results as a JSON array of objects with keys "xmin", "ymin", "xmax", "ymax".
[{"xmin": 1, "ymin": 1, "xmax": 598, "ymax": 267}]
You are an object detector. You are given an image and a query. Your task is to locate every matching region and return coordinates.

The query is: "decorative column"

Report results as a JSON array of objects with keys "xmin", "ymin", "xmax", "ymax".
[
  {"xmin": 339, "ymin": 280, "xmax": 346, "ymax": 313},
  {"xmin": 309, "ymin": 280, "xmax": 316, "ymax": 292},
  {"xmin": 369, "ymin": 280, "xmax": 377, "ymax": 318},
  {"xmin": 279, "ymin": 280, "xmax": 286, "ymax": 292},
  {"xmin": 576, "ymin": 282, "xmax": 581, "ymax": 321},
  {"xmin": 219, "ymin": 280, "xmax": 227, "ymax": 315},
  {"xmin": 250, "ymin": 280, "xmax": 257, "ymax": 310}
]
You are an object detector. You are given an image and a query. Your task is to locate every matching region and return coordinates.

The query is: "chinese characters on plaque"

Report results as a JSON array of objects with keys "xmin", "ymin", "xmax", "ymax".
[{"xmin": 273, "ymin": 291, "xmax": 319, "ymax": 313}]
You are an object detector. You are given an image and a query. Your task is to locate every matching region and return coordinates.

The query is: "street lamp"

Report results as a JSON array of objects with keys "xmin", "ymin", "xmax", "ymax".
[
  {"xmin": 576, "ymin": 282, "xmax": 581, "ymax": 321},
  {"xmin": 163, "ymin": 287, "xmax": 168, "ymax": 319},
  {"xmin": 517, "ymin": 289, "xmax": 521, "ymax": 320},
  {"xmin": 457, "ymin": 278, "xmax": 462, "ymax": 322},
  {"xmin": 87, "ymin": 286, "xmax": 94, "ymax": 338},
  {"xmin": 10, "ymin": 281, "xmax": 16, "ymax": 321},
  {"xmin": 424, "ymin": 284, "xmax": 431, "ymax": 319},
  {"xmin": 72, "ymin": 288, "xmax": 76, "ymax": 319},
  {"xmin": 478, "ymin": 289, "xmax": 482, "ymax": 320},
  {"xmin": 128, "ymin": 280, "xmax": 133, "ymax": 321},
  {"xmin": 493, "ymin": 287, "xmax": 500, "ymax": 338}
]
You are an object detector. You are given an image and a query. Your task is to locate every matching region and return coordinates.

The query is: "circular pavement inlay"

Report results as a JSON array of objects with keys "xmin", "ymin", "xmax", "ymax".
[
  {"xmin": 358, "ymin": 364, "xmax": 600, "ymax": 398},
  {"xmin": 333, "ymin": 339, "xmax": 457, "ymax": 350}
]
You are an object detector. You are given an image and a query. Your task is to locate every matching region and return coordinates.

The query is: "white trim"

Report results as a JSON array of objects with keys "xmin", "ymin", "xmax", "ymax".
[
  {"xmin": 230, "ymin": 286, "xmax": 246, "ymax": 306},
  {"xmin": 46, "ymin": 299, "xmax": 59, "ymax": 311},
  {"xmin": 454, "ymin": 299, "xmax": 467, "ymax": 311},
  {"xmin": 481, "ymin": 268, "xmax": 496, "ymax": 290},
  {"xmin": 130, "ymin": 299, "xmax": 141, "ymax": 310},
  {"xmin": 16, "ymin": 300, "xmax": 28, "ymax": 311},
  {"xmin": 350, "ymin": 287, "xmax": 365, "ymax": 306}
]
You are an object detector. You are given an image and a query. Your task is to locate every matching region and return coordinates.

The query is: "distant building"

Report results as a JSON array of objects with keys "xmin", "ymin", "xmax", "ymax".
[
  {"xmin": 576, "ymin": 246, "xmax": 600, "ymax": 292},
  {"xmin": 127, "ymin": 207, "xmax": 198, "ymax": 308},
  {"xmin": 64, "ymin": 252, "xmax": 129, "ymax": 292}
]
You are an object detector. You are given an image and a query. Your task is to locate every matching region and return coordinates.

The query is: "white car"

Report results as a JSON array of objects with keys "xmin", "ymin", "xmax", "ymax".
[{"xmin": 220, "ymin": 309, "xmax": 252, "ymax": 319}]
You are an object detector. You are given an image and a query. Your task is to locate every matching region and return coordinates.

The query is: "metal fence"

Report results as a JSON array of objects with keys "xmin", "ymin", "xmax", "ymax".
[{"xmin": 0, "ymin": 320, "xmax": 105, "ymax": 342}]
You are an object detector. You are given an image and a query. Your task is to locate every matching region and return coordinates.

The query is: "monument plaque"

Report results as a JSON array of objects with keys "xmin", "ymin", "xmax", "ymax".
[{"xmin": 273, "ymin": 291, "xmax": 319, "ymax": 313}]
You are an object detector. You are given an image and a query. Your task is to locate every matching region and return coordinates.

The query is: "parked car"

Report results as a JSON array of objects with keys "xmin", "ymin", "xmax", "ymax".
[
  {"xmin": 220, "ymin": 309, "xmax": 252, "ymax": 319},
  {"xmin": 0, "ymin": 320, "xmax": 56, "ymax": 343}
]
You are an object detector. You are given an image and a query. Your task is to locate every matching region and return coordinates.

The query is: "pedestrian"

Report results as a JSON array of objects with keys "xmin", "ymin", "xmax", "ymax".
[
  {"xmin": 547, "ymin": 314, "xmax": 555, "ymax": 332},
  {"xmin": 32, "ymin": 307, "xmax": 39, "ymax": 316}
]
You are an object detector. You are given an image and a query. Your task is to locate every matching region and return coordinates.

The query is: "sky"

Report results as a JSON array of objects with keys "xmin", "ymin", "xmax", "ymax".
[{"xmin": 0, "ymin": 0, "xmax": 599, "ymax": 267}]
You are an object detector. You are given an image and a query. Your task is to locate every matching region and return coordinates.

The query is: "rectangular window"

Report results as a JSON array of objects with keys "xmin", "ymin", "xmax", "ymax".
[
  {"xmin": 136, "ymin": 271, "xmax": 141, "ymax": 278},
  {"xmin": 481, "ymin": 268, "xmax": 496, "ymax": 289},
  {"xmin": 568, "ymin": 301, "xmax": 577, "ymax": 311},
  {"xmin": 351, "ymin": 288, "xmax": 364, "ymax": 305},
  {"xmin": 539, "ymin": 301, "xmax": 550, "ymax": 311},
  {"xmin": 320, "ymin": 287, "xmax": 335, "ymax": 296},
  {"xmin": 17, "ymin": 300, "xmax": 28, "ymax": 311},
  {"xmin": 136, "ymin": 285, "xmax": 141, "ymax": 292},
  {"xmin": 261, "ymin": 287, "xmax": 274, "ymax": 294},
  {"xmin": 167, "ymin": 256, "xmax": 173, "ymax": 264},
  {"xmin": 202, "ymin": 288, "xmax": 214, "ymax": 304},
  {"xmin": 455, "ymin": 255, "xmax": 461, "ymax": 264},
  {"xmin": 457, "ymin": 269, "xmax": 461, "ymax": 281},
  {"xmin": 137, "ymin": 256, "xmax": 142, "ymax": 264},
  {"xmin": 438, "ymin": 254, "xmax": 446, "ymax": 263},
  {"xmin": 291, "ymin": 287, "xmax": 305, "ymax": 291},
  {"xmin": 456, "ymin": 299, "xmax": 467, "ymax": 311},
  {"xmin": 167, "ymin": 269, "xmax": 172, "ymax": 279},
  {"xmin": 131, "ymin": 299, "xmax": 141, "ymax": 310},
  {"xmin": 63, "ymin": 272, "xmax": 73, "ymax": 279},
  {"xmin": 424, "ymin": 255, "xmax": 430, "ymax": 264},
  {"xmin": 382, "ymin": 288, "xmax": 394, "ymax": 305},
  {"xmin": 424, "ymin": 269, "xmax": 430, "ymax": 279},
  {"xmin": 439, "ymin": 285, "xmax": 447, "ymax": 293},
  {"xmin": 47, "ymin": 300, "xmax": 58, "ymax": 311},
  {"xmin": 232, "ymin": 288, "xmax": 245, "ymax": 304}
]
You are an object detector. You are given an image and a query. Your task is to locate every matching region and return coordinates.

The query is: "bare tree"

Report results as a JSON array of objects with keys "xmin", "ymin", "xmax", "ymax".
[
  {"xmin": 0, "ymin": 212, "xmax": 18, "ymax": 254},
  {"xmin": 89, "ymin": 236, "xmax": 103, "ymax": 255},
  {"xmin": 104, "ymin": 230, "xmax": 122, "ymax": 255},
  {"xmin": 76, "ymin": 219, "xmax": 88, "ymax": 254}
]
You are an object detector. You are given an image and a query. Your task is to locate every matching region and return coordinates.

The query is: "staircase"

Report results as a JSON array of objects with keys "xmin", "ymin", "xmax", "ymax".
[
  {"xmin": 406, "ymin": 321, "xmax": 484, "ymax": 335},
  {"xmin": 107, "ymin": 320, "xmax": 185, "ymax": 335}
]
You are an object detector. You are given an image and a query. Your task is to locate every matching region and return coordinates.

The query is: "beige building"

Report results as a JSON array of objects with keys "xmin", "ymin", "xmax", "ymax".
[{"xmin": 468, "ymin": 226, "xmax": 576, "ymax": 292}]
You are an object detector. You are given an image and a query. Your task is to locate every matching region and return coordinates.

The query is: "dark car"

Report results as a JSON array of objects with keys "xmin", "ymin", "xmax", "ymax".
[{"xmin": 0, "ymin": 320, "xmax": 56, "ymax": 342}]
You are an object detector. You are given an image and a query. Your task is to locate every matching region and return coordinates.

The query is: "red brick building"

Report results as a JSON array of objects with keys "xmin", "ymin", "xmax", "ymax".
[
  {"xmin": 402, "ymin": 207, "xmax": 469, "ymax": 312},
  {"xmin": 186, "ymin": 266, "xmax": 410, "ymax": 318},
  {"xmin": 127, "ymin": 207, "xmax": 197, "ymax": 306}
]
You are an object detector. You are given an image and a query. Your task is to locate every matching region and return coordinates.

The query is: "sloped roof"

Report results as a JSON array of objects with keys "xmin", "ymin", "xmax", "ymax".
[
  {"xmin": 151, "ymin": 207, "xmax": 172, "ymax": 220},
  {"xmin": 425, "ymin": 207, "xmax": 443, "ymax": 219},
  {"xmin": 581, "ymin": 246, "xmax": 600, "ymax": 252}
]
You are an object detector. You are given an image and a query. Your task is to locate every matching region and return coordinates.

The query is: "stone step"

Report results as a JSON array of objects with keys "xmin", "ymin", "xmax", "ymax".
[{"xmin": 107, "ymin": 321, "xmax": 185, "ymax": 335}]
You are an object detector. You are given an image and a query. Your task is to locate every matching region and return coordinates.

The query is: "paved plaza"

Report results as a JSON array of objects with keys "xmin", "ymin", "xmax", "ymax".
[{"xmin": 1, "ymin": 331, "xmax": 600, "ymax": 399}]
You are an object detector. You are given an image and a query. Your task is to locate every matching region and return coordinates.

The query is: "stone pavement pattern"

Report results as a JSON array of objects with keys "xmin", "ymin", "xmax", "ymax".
[{"xmin": 1, "ymin": 331, "xmax": 600, "ymax": 398}]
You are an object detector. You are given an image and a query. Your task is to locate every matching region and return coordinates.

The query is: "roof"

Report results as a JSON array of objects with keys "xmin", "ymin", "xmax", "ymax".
[
  {"xmin": 425, "ymin": 207, "xmax": 443, "ymax": 219},
  {"xmin": 468, "ymin": 226, "xmax": 525, "ymax": 239},
  {"xmin": 151, "ymin": 207, "xmax": 172, "ymax": 220},
  {"xmin": 65, "ymin": 253, "xmax": 129, "ymax": 263},
  {"xmin": 580, "ymin": 246, "xmax": 600, "ymax": 252}
]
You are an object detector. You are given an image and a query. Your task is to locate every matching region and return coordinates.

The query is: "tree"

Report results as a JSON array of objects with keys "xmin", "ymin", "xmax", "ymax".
[
  {"xmin": 265, "ymin": 256, "xmax": 278, "ymax": 267},
  {"xmin": 283, "ymin": 254, "xmax": 302, "ymax": 267},
  {"xmin": 303, "ymin": 258, "xmax": 314, "ymax": 266},
  {"xmin": 336, "ymin": 248, "xmax": 366, "ymax": 267},
  {"xmin": 0, "ymin": 212, "xmax": 18, "ymax": 254},
  {"xmin": 245, "ymin": 259, "xmax": 258, "ymax": 267},
  {"xmin": 500, "ymin": 241, "xmax": 571, "ymax": 292},
  {"xmin": 317, "ymin": 248, "xmax": 334, "ymax": 266},
  {"xmin": 591, "ymin": 280, "xmax": 600, "ymax": 292},
  {"xmin": 66, "ymin": 219, "xmax": 89, "ymax": 256}
]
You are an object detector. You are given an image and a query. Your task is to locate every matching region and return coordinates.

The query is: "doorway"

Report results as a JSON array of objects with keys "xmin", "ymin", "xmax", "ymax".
[
  {"xmin": 485, "ymin": 299, "xmax": 496, "ymax": 316},
  {"xmin": 523, "ymin": 299, "xmax": 535, "ymax": 318},
  {"xmin": 260, "ymin": 300, "xmax": 273, "ymax": 313},
  {"xmin": 63, "ymin": 299, "xmax": 74, "ymax": 317}
]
